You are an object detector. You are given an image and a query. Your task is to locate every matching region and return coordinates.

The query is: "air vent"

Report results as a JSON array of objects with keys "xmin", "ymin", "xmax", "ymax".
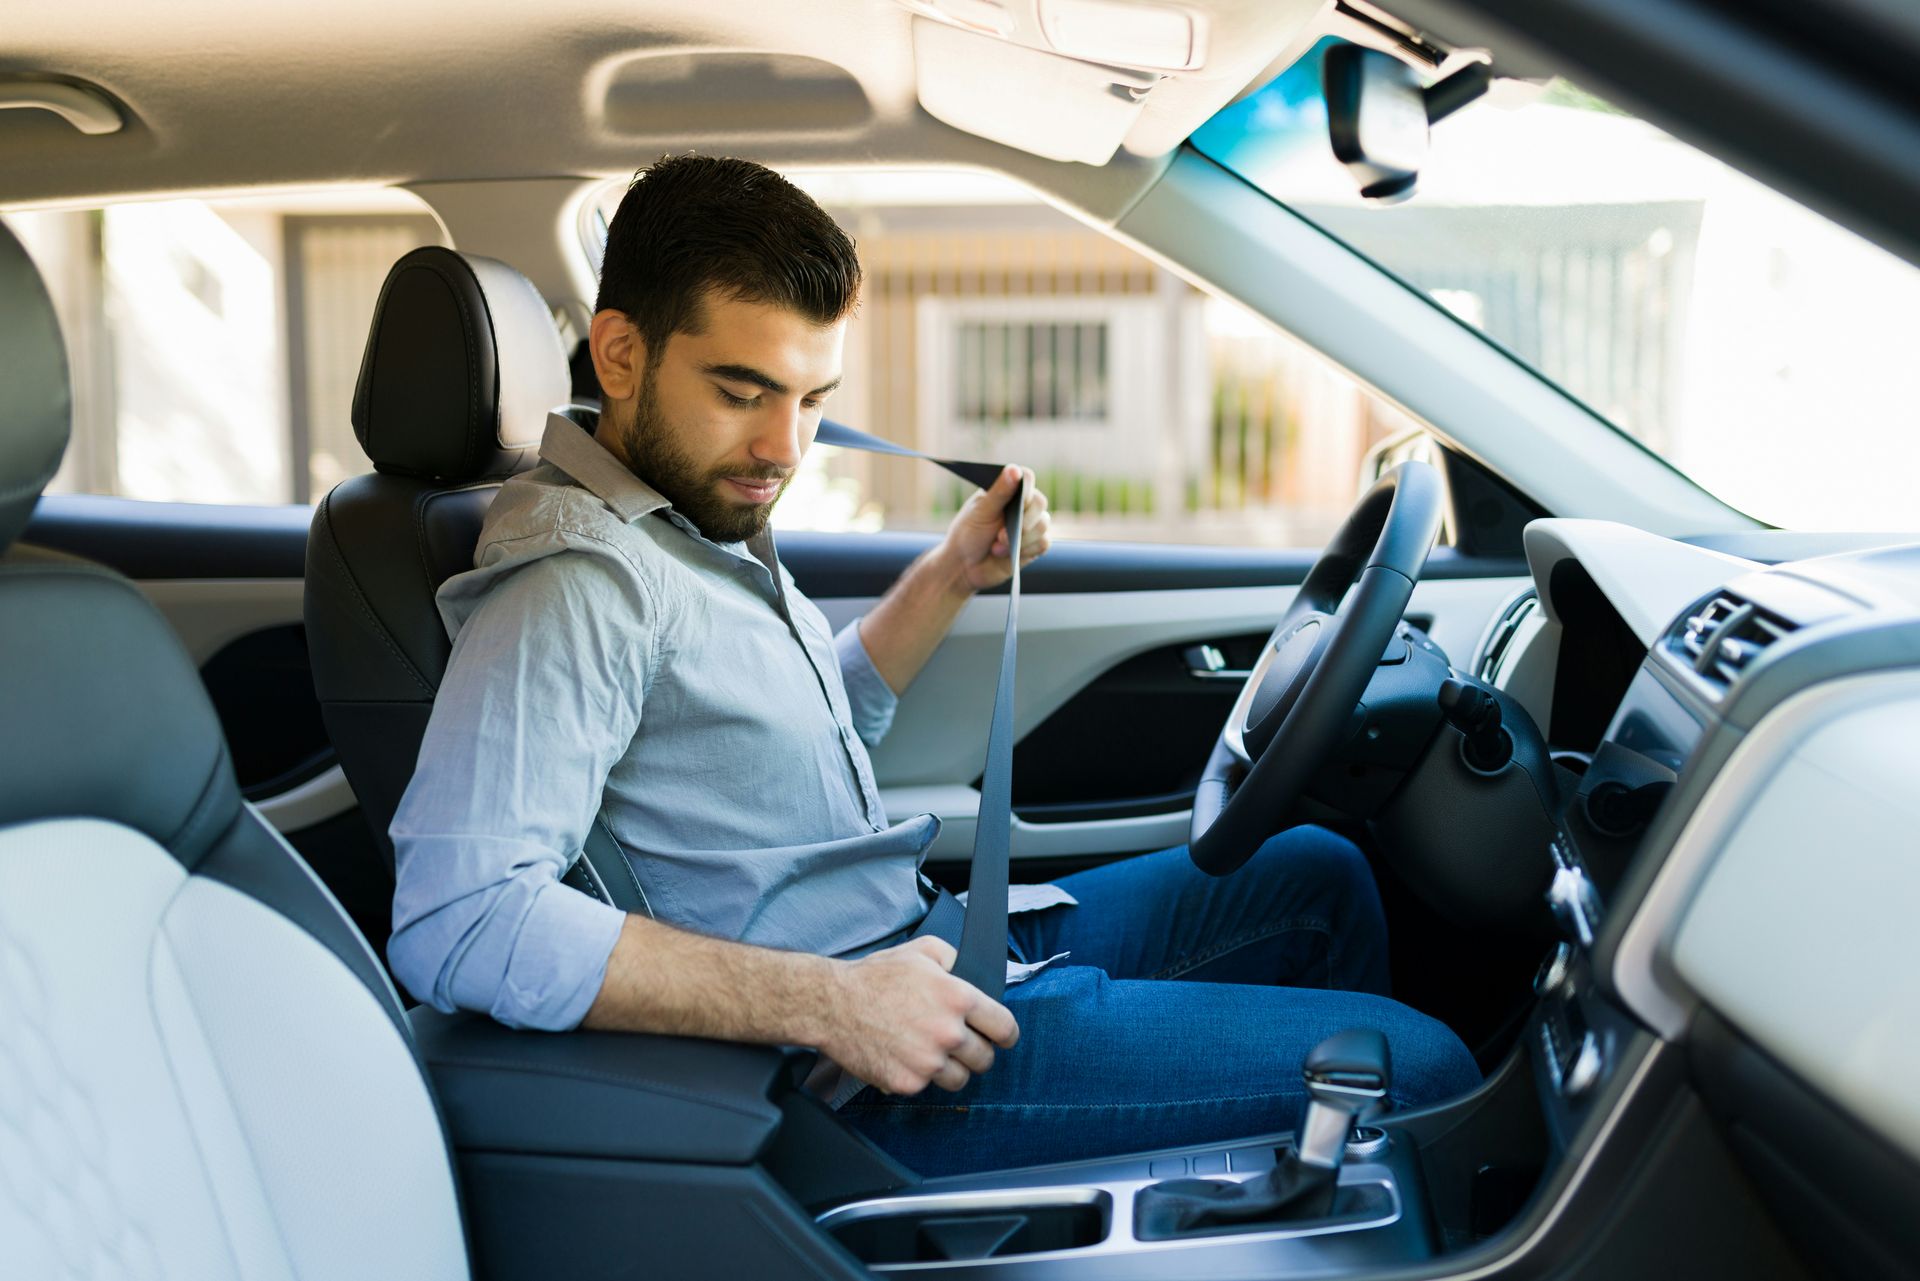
[
  {"xmin": 1677, "ymin": 594, "xmax": 1742, "ymax": 665},
  {"xmin": 1669, "ymin": 593, "xmax": 1795, "ymax": 691},
  {"xmin": 1478, "ymin": 590, "xmax": 1538, "ymax": 682},
  {"xmin": 1707, "ymin": 608, "xmax": 1794, "ymax": 684}
]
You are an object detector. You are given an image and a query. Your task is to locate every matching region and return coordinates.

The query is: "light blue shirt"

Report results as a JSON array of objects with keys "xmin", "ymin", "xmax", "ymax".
[{"xmin": 388, "ymin": 415, "xmax": 938, "ymax": 1031}]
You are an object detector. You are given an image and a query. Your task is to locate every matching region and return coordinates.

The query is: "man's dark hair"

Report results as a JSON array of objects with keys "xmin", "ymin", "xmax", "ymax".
[{"xmin": 596, "ymin": 154, "xmax": 862, "ymax": 362}]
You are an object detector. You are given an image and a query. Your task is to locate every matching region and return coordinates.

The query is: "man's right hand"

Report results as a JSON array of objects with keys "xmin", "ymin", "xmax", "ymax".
[{"xmin": 817, "ymin": 936, "xmax": 1020, "ymax": 1095}]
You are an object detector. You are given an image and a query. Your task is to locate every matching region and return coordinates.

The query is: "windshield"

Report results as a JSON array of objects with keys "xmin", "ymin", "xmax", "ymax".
[{"xmin": 1192, "ymin": 40, "xmax": 1920, "ymax": 533}]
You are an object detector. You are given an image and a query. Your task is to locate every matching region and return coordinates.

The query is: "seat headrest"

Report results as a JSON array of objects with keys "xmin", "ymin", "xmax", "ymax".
[
  {"xmin": 0, "ymin": 221, "xmax": 73, "ymax": 552},
  {"xmin": 352, "ymin": 247, "xmax": 568, "ymax": 481}
]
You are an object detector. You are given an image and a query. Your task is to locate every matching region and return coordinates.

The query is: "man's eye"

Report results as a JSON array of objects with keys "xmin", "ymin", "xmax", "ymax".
[{"xmin": 716, "ymin": 387, "xmax": 757, "ymax": 408}]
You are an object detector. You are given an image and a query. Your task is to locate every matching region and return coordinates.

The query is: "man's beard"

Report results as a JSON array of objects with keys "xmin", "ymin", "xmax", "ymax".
[{"xmin": 616, "ymin": 370, "xmax": 791, "ymax": 543}]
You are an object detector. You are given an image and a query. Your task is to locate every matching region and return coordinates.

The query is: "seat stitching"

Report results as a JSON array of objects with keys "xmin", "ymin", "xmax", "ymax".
[
  {"xmin": 315, "ymin": 495, "xmax": 436, "ymax": 696},
  {"xmin": 161, "ymin": 743, "xmax": 235, "ymax": 863},
  {"xmin": 413, "ymin": 488, "xmax": 450, "ymax": 606},
  {"xmin": 563, "ymin": 855, "xmax": 607, "ymax": 904},
  {"xmin": 0, "ymin": 461, "xmax": 61, "ymax": 504},
  {"xmin": 414, "ymin": 481, "xmax": 497, "ymax": 608},
  {"xmin": 434, "ymin": 1059, "xmax": 772, "ymax": 1120},
  {"xmin": 386, "ymin": 257, "xmax": 486, "ymax": 475},
  {"xmin": 593, "ymin": 811, "xmax": 653, "ymax": 918},
  {"xmin": 146, "ymin": 891, "xmax": 297, "ymax": 1279},
  {"xmin": 443, "ymin": 257, "xmax": 484, "ymax": 472}
]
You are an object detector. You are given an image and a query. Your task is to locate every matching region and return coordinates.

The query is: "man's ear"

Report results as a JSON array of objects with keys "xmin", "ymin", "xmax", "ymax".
[{"xmin": 589, "ymin": 309, "xmax": 646, "ymax": 402}]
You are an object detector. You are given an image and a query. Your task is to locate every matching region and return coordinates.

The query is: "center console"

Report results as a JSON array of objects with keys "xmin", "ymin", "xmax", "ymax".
[
  {"xmin": 818, "ymin": 1123, "xmax": 1426, "ymax": 1277},
  {"xmin": 818, "ymin": 1028, "xmax": 1439, "ymax": 1276},
  {"xmin": 410, "ymin": 1001, "xmax": 1552, "ymax": 1281}
]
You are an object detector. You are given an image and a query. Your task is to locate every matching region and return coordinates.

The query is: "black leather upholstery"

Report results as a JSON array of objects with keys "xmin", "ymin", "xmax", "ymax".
[
  {"xmin": 0, "ymin": 224, "xmax": 71, "ymax": 550},
  {"xmin": 305, "ymin": 479, "xmax": 496, "ymax": 865},
  {"xmin": 308, "ymin": 250, "xmax": 567, "ymax": 870},
  {"xmin": 310, "ymin": 252, "xmax": 644, "ymax": 913},
  {"xmin": 411, "ymin": 1008, "xmax": 801, "ymax": 1165},
  {"xmin": 353, "ymin": 248, "xmax": 567, "ymax": 480}
]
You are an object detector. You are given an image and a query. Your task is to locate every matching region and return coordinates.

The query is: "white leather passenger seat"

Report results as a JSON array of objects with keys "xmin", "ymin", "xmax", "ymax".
[{"xmin": 0, "ymin": 219, "xmax": 469, "ymax": 1280}]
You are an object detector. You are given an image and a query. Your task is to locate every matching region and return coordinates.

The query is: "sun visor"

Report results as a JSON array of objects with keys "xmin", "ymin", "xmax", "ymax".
[{"xmin": 912, "ymin": 17, "xmax": 1161, "ymax": 165}]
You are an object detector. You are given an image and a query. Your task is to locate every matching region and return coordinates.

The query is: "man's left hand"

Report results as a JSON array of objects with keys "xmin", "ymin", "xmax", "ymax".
[{"xmin": 944, "ymin": 465, "xmax": 1051, "ymax": 593}]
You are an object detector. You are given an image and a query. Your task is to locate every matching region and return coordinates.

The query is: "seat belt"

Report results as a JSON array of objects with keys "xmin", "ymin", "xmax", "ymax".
[
  {"xmin": 814, "ymin": 419, "xmax": 1022, "ymax": 1002},
  {"xmin": 566, "ymin": 418, "xmax": 1023, "ymax": 1002}
]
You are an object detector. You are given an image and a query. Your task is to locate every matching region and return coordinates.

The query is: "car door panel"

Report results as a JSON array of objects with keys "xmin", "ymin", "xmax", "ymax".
[
  {"xmin": 31, "ymin": 494, "xmax": 1529, "ymax": 881},
  {"xmin": 25, "ymin": 493, "xmax": 307, "ymax": 578},
  {"xmin": 810, "ymin": 571, "xmax": 1530, "ymax": 868},
  {"xmin": 27, "ymin": 496, "xmax": 354, "ymax": 826}
]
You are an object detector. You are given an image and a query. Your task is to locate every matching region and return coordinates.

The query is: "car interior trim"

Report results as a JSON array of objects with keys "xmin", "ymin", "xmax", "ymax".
[
  {"xmin": 822, "ymin": 576, "xmax": 1528, "ymax": 792},
  {"xmin": 882, "ymin": 783, "xmax": 1195, "ymax": 865},
  {"xmin": 252, "ymin": 762, "xmax": 359, "ymax": 835},
  {"xmin": 1522, "ymin": 518, "xmax": 1760, "ymax": 651},
  {"xmin": 129, "ymin": 578, "xmax": 307, "ymax": 665},
  {"xmin": 1671, "ymin": 671, "xmax": 1920, "ymax": 1165},
  {"xmin": 22, "ymin": 493, "xmax": 1528, "ymax": 592},
  {"xmin": 1610, "ymin": 670, "xmax": 1915, "ymax": 1042}
]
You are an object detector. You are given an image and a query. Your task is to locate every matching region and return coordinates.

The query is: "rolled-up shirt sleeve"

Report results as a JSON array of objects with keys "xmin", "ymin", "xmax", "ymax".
[
  {"xmin": 388, "ymin": 542, "xmax": 650, "ymax": 1031},
  {"xmin": 833, "ymin": 617, "xmax": 899, "ymax": 748}
]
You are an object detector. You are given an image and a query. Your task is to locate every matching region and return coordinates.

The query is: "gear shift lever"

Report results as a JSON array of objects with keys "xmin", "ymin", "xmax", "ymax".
[
  {"xmin": 1134, "ymin": 1028, "xmax": 1393, "ymax": 1239},
  {"xmin": 1295, "ymin": 1027, "xmax": 1391, "ymax": 1169}
]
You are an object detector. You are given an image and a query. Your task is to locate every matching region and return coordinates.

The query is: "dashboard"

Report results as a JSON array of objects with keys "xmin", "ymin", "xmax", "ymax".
[{"xmin": 1472, "ymin": 519, "xmax": 1920, "ymax": 1199}]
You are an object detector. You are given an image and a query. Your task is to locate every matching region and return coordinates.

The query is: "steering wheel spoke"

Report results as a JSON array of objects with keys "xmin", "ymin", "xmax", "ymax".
[{"xmin": 1189, "ymin": 462, "xmax": 1446, "ymax": 876}]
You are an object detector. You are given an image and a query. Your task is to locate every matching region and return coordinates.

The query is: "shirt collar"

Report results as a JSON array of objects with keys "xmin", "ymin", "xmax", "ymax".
[
  {"xmin": 539, "ymin": 411, "xmax": 670, "ymax": 524},
  {"xmin": 539, "ymin": 410, "xmax": 784, "ymax": 581}
]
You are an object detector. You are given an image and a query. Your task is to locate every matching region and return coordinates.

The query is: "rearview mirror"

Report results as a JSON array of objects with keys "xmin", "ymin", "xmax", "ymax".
[{"xmin": 1323, "ymin": 44, "xmax": 1428, "ymax": 203}]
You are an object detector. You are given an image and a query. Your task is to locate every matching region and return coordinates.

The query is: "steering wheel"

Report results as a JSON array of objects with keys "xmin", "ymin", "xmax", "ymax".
[{"xmin": 1189, "ymin": 460, "xmax": 1446, "ymax": 875}]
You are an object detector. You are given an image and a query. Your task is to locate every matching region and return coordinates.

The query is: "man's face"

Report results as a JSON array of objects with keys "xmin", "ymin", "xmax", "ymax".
[{"xmin": 598, "ymin": 291, "xmax": 846, "ymax": 543}]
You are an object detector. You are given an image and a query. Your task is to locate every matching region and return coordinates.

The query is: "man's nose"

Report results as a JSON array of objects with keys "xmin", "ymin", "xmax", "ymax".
[{"xmin": 750, "ymin": 403, "xmax": 806, "ymax": 471}]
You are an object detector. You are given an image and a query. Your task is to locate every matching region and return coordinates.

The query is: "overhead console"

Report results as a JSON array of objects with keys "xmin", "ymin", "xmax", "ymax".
[{"xmin": 898, "ymin": 0, "xmax": 1331, "ymax": 163}]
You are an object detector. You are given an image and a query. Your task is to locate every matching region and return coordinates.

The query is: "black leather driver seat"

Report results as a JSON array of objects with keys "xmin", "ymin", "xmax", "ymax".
[
  {"xmin": 304, "ymin": 247, "xmax": 566, "ymax": 872},
  {"xmin": 0, "ymin": 207, "xmax": 470, "ymax": 1281}
]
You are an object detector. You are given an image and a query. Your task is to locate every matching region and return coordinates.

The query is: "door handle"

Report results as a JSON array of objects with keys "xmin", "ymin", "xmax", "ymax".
[{"xmin": 1183, "ymin": 644, "xmax": 1253, "ymax": 681}]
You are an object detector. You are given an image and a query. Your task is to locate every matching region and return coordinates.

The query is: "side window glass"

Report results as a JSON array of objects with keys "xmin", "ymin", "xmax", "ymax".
[
  {"xmin": 598, "ymin": 171, "xmax": 1424, "ymax": 547},
  {"xmin": 5, "ymin": 190, "xmax": 444, "ymax": 506}
]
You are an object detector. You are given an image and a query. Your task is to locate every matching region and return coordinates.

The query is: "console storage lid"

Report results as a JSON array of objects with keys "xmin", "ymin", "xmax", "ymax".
[{"xmin": 410, "ymin": 1008, "xmax": 807, "ymax": 1164}]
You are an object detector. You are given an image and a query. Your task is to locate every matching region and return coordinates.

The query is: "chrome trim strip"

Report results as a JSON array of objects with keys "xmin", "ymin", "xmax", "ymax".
[
  {"xmin": 1220, "ymin": 636, "xmax": 1285, "ymax": 766},
  {"xmin": 255, "ymin": 763, "xmax": 358, "ymax": 834},
  {"xmin": 817, "ymin": 1168, "xmax": 1400, "ymax": 1269},
  {"xmin": 819, "ymin": 1185, "xmax": 1106, "ymax": 1232}
]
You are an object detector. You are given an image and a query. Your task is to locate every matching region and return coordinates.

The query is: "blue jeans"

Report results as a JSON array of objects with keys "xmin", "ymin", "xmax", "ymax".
[{"xmin": 842, "ymin": 827, "xmax": 1481, "ymax": 1178}]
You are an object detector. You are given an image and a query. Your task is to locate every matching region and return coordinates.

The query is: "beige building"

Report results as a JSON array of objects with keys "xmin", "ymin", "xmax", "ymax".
[
  {"xmin": 811, "ymin": 187, "xmax": 1407, "ymax": 545},
  {"xmin": 13, "ymin": 174, "xmax": 1405, "ymax": 549}
]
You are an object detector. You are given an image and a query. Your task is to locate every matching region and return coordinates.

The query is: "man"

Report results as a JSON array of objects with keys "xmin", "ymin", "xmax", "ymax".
[{"xmin": 390, "ymin": 155, "xmax": 1478, "ymax": 1179}]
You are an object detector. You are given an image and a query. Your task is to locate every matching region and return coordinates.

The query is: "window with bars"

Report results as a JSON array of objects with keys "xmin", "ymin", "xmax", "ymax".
[{"xmin": 952, "ymin": 320, "xmax": 1108, "ymax": 423}]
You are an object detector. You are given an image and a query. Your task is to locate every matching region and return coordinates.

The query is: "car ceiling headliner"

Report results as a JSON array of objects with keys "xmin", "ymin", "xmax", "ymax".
[{"xmin": 0, "ymin": 0, "xmax": 1314, "ymax": 212}]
